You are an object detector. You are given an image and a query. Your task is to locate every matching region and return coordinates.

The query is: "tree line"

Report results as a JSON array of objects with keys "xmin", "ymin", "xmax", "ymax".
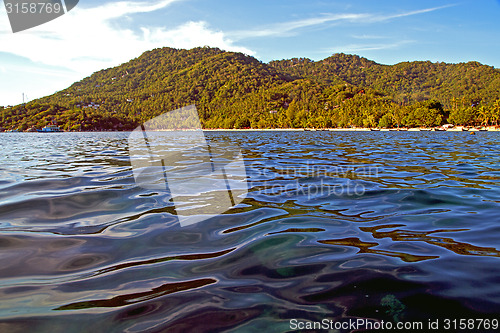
[{"xmin": 1, "ymin": 47, "xmax": 499, "ymax": 131}]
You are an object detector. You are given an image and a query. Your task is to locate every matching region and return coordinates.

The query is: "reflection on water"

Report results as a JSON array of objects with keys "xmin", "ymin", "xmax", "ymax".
[{"xmin": 0, "ymin": 131, "xmax": 499, "ymax": 332}]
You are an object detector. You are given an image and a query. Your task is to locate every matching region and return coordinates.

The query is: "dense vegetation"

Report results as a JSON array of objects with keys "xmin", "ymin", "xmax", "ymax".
[{"xmin": 1, "ymin": 47, "xmax": 499, "ymax": 131}]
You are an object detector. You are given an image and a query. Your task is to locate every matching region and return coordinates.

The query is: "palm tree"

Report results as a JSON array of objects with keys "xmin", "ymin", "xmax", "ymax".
[
  {"xmin": 493, "ymin": 100, "xmax": 500, "ymax": 126},
  {"xmin": 478, "ymin": 105, "xmax": 490, "ymax": 126}
]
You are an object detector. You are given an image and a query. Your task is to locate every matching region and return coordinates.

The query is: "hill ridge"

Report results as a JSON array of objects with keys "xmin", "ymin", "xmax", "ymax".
[{"xmin": 1, "ymin": 47, "xmax": 499, "ymax": 131}]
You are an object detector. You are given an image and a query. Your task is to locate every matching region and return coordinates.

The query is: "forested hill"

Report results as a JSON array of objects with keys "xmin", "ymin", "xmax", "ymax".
[
  {"xmin": 269, "ymin": 54, "xmax": 500, "ymax": 106},
  {"xmin": 2, "ymin": 46, "xmax": 500, "ymax": 131}
]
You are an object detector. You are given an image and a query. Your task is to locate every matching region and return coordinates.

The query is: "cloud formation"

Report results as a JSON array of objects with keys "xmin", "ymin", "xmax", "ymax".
[
  {"xmin": 0, "ymin": 0, "xmax": 253, "ymax": 76},
  {"xmin": 230, "ymin": 5, "xmax": 456, "ymax": 40},
  {"xmin": 229, "ymin": 13, "xmax": 369, "ymax": 39},
  {"xmin": 0, "ymin": 2, "xmax": 455, "ymax": 76},
  {"xmin": 325, "ymin": 40, "xmax": 414, "ymax": 53}
]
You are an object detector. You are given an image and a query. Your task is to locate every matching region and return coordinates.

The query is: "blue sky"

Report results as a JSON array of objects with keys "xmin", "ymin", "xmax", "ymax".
[{"xmin": 1, "ymin": 0, "xmax": 500, "ymax": 106}]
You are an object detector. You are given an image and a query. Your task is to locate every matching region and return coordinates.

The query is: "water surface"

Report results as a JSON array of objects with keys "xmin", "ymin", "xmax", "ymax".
[{"xmin": 0, "ymin": 131, "xmax": 499, "ymax": 332}]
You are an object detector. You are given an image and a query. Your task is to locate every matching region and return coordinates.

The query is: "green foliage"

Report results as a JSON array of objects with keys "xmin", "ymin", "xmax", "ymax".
[
  {"xmin": 1, "ymin": 47, "xmax": 499, "ymax": 131},
  {"xmin": 271, "ymin": 55, "xmax": 500, "ymax": 108},
  {"xmin": 378, "ymin": 114, "xmax": 394, "ymax": 128},
  {"xmin": 403, "ymin": 100, "xmax": 446, "ymax": 127},
  {"xmin": 448, "ymin": 106, "xmax": 478, "ymax": 126}
]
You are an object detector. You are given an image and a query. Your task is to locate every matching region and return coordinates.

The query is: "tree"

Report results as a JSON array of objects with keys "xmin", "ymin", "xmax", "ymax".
[
  {"xmin": 234, "ymin": 117, "xmax": 250, "ymax": 129},
  {"xmin": 448, "ymin": 107, "xmax": 477, "ymax": 126},
  {"xmin": 403, "ymin": 100, "xmax": 445, "ymax": 127},
  {"xmin": 378, "ymin": 114, "xmax": 394, "ymax": 128},
  {"xmin": 391, "ymin": 107, "xmax": 406, "ymax": 128},
  {"xmin": 478, "ymin": 105, "xmax": 490, "ymax": 126},
  {"xmin": 4, "ymin": 47, "xmax": 500, "ymax": 131},
  {"xmin": 492, "ymin": 100, "xmax": 500, "ymax": 126}
]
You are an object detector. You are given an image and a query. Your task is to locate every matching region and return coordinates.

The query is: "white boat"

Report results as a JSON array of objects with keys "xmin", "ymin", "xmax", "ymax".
[{"xmin": 38, "ymin": 125, "xmax": 62, "ymax": 132}]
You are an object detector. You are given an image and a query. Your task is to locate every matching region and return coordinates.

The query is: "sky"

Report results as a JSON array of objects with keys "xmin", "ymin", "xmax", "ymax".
[{"xmin": 1, "ymin": 0, "xmax": 500, "ymax": 106}]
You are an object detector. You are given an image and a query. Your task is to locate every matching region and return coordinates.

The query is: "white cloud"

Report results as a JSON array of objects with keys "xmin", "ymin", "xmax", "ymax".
[
  {"xmin": 141, "ymin": 21, "xmax": 254, "ymax": 55},
  {"xmin": 229, "ymin": 13, "xmax": 369, "ymax": 39},
  {"xmin": 229, "ymin": 5, "xmax": 456, "ymax": 40},
  {"xmin": 351, "ymin": 34, "xmax": 387, "ymax": 40},
  {"xmin": 0, "ymin": 0, "xmax": 253, "ymax": 77},
  {"xmin": 325, "ymin": 40, "xmax": 414, "ymax": 53},
  {"xmin": 8, "ymin": 63, "xmax": 75, "ymax": 78},
  {"xmin": 369, "ymin": 4, "xmax": 457, "ymax": 22},
  {"xmin": 0, "ymin": 2, "xmax": 456, "ymax": 76}
]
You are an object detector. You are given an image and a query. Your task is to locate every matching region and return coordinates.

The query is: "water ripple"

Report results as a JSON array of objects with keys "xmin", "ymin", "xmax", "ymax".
[{"xmin": 0, "ymin": 131, "xmax": 499, "ymax": 331}]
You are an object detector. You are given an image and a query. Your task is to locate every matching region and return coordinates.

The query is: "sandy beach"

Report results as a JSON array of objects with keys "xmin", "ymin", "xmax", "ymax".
[{"xmin": 203, "ymin": 126, "xmax": 500, "ymax": 132}]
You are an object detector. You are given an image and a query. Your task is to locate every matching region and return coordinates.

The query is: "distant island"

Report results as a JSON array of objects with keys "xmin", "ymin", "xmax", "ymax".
[{"xmin": 1, "ymin": 47, "xmax": 499, "ymax": 132}]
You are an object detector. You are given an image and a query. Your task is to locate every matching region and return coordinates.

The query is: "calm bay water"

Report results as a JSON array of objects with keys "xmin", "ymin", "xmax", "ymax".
[{"xmin": 0, "ymin": 131, "xmax": 499, "ymax": 332}]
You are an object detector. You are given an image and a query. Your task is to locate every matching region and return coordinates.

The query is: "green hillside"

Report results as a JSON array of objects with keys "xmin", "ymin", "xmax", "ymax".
[
  {"xmin": 270, "ymin": 54, "xmax": 500, "ymax": 106},
  {"xmin": 1, "ymin": 47, "xmax": 499, "ymax": 131}
]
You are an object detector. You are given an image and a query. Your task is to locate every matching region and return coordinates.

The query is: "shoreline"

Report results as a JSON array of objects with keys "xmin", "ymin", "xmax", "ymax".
[
  {"xmin": 3, "ymin": 126, "xmax": 500, "ymax": 133},
  {"xmin": 203, "ymin": 126, "xmax": 500, "ymax": 132}
]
